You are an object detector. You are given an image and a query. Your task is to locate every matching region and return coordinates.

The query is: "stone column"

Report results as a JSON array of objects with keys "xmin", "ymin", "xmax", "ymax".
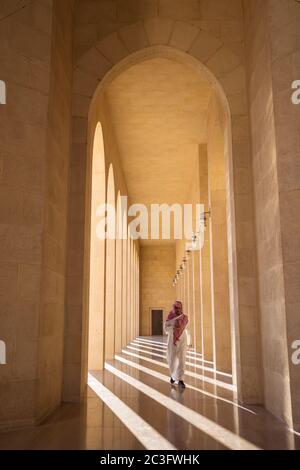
[
  {"xmin": 126, "ymin": 237, "xmax": 131, "ymax": 345},
  {"xmin": 131, "ymin": 243, "xmax": 135, "ymax": 341},
  {"xmin": 135, "ymin": 249, "xmax": 138, "ymax": 338},
  {"xmin": 187, "ymin": 255, "xmax": 195, "ymax": 347},
  {"xmin": 114, "ymin": 223, "xmax": 122, "ymax": 354},
  {"xmin": 104, "ymin": 236, "xmax": 116, "ymax": 360},
  {"xmin": 208, "ymin": 135, "xmax": 232, "ymax": 373},
  {"xmin": 198, "ymin": 145, "xmax": 214, "ymax": 362},
  {"xmin": 122, "ymin": 236, "xmax": 127, "ymax": 348},
  {"xmin": 193, "ymin": 250, "xmax": 202, "ymax": 353},
  {"xmin": 267, "ymin": 0, "xmax": 300, "ymax": 431}
]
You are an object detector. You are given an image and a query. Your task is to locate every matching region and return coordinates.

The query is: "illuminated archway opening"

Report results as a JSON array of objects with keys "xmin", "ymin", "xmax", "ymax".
[
  {"xmin": 87, "ymin": 122, "xmax": 106, "ymax": 370},
  {"xmin": 121, "ymin": 209, "xmax": 128, "ymax": 348},
  {"xmin": 115, "ymin": 191, "xmax": 123, "ymax": 354},
  {"xmin": 79, "ymin": 45, "xmax": 260, "ymax": 403},
  {"xmin": 126, "ymin": 229, "xmax": 132, "ymax": 346},
  {"xmin": 104, "ymin": 164, "xmax": 116, "ymax": 360}
]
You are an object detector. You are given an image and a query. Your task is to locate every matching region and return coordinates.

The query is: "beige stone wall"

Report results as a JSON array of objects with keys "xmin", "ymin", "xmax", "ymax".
[
  {"xmin": 267, "ymin": 0, "xmax": 300, "ymax": 431},
  {"xmin": 244, "ymin": 0, "xmax": 300, "ymax": 430},
  {"xmin": 198, "ymin": 145, "xmax": 213, "ymax": 360},
  {"xmin": 140, "ymin": 245, "xmax": 175, "ymax": 335},
  {"xmin": 37, "ymin": 0, "xmax": 75, "ymax": 422},
  {"xmin": 245, "ymin": 0, "xmax": 284, "ymax": 421},
  {"xmin": 0, "ymin": 0, "xmax": 74, "ymax": 428},
  {"xmin": 0, "ymin": 0, "xmax": 52, "ymax": 429}
]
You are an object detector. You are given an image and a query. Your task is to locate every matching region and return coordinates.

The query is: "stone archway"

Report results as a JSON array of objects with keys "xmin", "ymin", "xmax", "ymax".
[
  {"xmin": 104, "ymin": 164, "xmax": 116, "ymax": 361},
  {"xmin": 65, "ymin": 24, "xmax": 262, "ymax": 406},
  {"xmin": 115, "ymin": 191, "xmax": 123, "ymax": 354},
  {"xmin": 87, "ymin": 122, "xmax": 106, "ymax": 372}
]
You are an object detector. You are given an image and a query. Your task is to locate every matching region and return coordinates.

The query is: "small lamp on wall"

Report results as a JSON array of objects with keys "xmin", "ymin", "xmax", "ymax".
[{"xmin": 200, "ymin": 209, "xmax": 211, "ymax": 229}]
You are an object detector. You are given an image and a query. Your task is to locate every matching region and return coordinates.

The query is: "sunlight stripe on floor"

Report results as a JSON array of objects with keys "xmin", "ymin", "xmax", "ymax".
[
  {"xmin": 135, "ymin": 338, "xmax": 203, "ymax": 357},
  {"xmin": 122, "ymin": 349, "xmax": 236, "ymax": 391},
  {"xmin": 88, "ymin": 372, "xmax": 176, "ymax": 451},
  {"xmin": 134, "ymin": 339, "xmax": 167, "ymax": 349},
  {"xmin": 135, "ymin": 339, "xmax": 209, "ymax": 361},
  {"xmin": 114, "ymin": 355, "xmax": 256, "ymax": 415},
  {"xmin": 136, "ymin": 338, "xmax": 165, "ymax": 346},
  {"xmin": 136, "ymin": 338, "xmax": 203, "ymax": 356},
  {"xmin": 129, "ymin": 344, "xmax": 209, "ymax": 367},
  {"xmin": 128, "ymin": 345, "xmax": 232, "ymax": 379},
  {"xmin": 128, "ymin": 345, "xmax": 167, "ymax": 359},
  {"xmin": 132, "ymin": 341, "xmax": 214, "ymax": 365},
  {"xmin": 106, "ymin": 362, "xmax": 259, "ymax": 450},
  {"xmin": 133, "ymin": 340, "xmax": 166, "ymax": 350}
]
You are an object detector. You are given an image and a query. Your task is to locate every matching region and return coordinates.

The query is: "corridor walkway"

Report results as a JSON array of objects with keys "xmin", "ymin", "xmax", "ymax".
[{"xmin": 0, "ymin": 337, "xmax": 299, "ymax": 450}]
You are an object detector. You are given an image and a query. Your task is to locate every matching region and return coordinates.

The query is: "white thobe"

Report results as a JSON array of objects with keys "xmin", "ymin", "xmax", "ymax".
[{"xmin": 165, "ymin": 318, "xmax": 188, "ymax": 382}]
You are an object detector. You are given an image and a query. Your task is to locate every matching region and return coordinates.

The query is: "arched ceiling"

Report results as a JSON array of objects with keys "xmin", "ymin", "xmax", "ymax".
[{"xmin": 105, "ymin": 57, "xmax": 213, "ymax": 207}]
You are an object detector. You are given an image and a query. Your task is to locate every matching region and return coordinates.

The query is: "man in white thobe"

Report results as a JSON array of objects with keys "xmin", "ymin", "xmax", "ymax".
[{"xmin": 165, "ymin": 301, "xmax": 189, "ymax": 388}]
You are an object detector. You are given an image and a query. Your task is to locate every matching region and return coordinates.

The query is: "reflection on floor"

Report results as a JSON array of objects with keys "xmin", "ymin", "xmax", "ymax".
[{"xmin": 0, "ymin": 336, "xmax": 299, "ymax": 450}]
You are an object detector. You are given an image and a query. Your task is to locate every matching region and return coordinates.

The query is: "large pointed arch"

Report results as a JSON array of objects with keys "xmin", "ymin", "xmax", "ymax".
[{"xmin": 67, "ymin": 38, "xmax": 261, "ymax": 406}]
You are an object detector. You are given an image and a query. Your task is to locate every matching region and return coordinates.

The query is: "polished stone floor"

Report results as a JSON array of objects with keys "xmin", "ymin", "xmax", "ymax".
[{"xmin": 0, "ymin": 336, "xmax": 299, "ymax": 450}]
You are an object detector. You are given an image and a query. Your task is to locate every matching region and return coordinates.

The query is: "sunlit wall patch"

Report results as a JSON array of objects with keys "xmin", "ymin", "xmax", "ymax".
[
  {"xmin": 0, "ymin": 80, "xmax": 6, "ymax": 104},
  {"xmin": 0, "ymin": 340, "xmax": 6, "ymax": 365}
]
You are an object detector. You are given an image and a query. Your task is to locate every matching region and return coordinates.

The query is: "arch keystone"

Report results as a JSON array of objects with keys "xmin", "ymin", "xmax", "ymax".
[
  {"xmin": 118, "ymin": 21, "xmax": 149, "ymax": 53},
  {"xmin": 96, "ymin": 32, "xmax": 129, "ymax": 64},
  {"xmin": 169, "ymin": 21, "xmax": 199, "ymax": 51},
  {"xmin": 189, "ymin": 30, "xmax": 222, "ymax": 64},
  {"xmin": 77, "ymin": 47, "xmax": 112, "ymax": 79},
  {"xmin": 143, "ymin": 17, "xmax": 174, "ymax": 46},
  {"xmin": 206, "ymin": 46, "xmax": 241, "ymax": 79}
]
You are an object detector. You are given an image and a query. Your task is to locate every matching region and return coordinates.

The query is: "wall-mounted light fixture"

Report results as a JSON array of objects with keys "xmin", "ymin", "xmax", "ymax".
[
  {"xmin": 200, "ymin": 209, "xmax": 211, "ymax": 229},
  {"xmin": 191, "ymin": 233, "xmax": 199, "ymax": 250},
  {"xmin": 174, "ymin": 250, "xmax": 193, "ymax": 286}
]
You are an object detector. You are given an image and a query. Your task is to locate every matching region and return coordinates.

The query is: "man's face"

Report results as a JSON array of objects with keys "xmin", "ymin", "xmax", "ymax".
[{"xmin": 175, "ymin": 302, "xmax": 182, "ymax": 312}]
